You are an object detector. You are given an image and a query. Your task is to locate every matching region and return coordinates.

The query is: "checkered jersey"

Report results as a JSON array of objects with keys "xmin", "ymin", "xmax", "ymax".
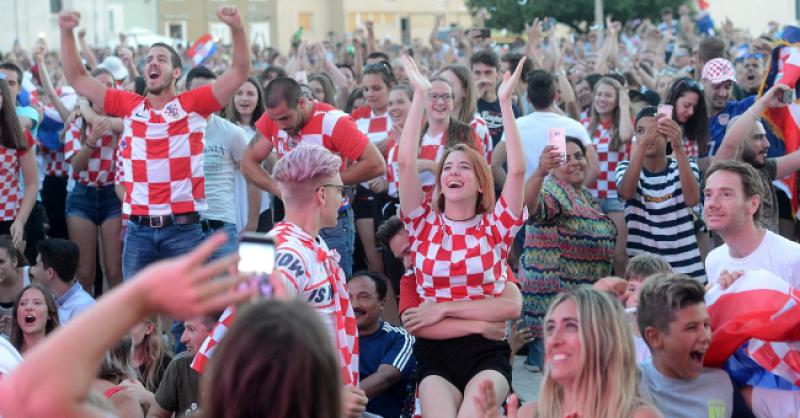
[
  {"xmin": 400, "ymin": 196, "xmax": 525, "ymax": 302},
  {"xmin": 0, "ymin": 132, "xmax": 33, "ymax": 221},
  {"xmin": 255, "ymin": 101, "xmax": 368, "ymax": 168},
  {"xmin": 681, "ymin": 136, "xmax": 700, "ymax": 159},
  {"xmin": 352, "ymin": 106, "xmax": 392, "ymax": 144},
  {"xmin": 40, "ymin": 147, "xmax": 69, "ymax": 177},
  {"xmin": 104, "ymin": 86, "xmax": 222, "ymax": 216},
  {"xmin": 385, "ymin": 138, "xmax": 399, "ymax": 198},
  {"xmin": 584, "ymin": 119, "xmax": 630, "ymax": 199},
  {"xmin": 470, "ymin": 113, "xmax": 493, "ymax": 162},
  {"xmin": 193, "ymin": 222, "xmax": 360, "ymax": 387},
  {"xmin": 63, "ymin": 117, "xmax": 118, "ymax": 186}
]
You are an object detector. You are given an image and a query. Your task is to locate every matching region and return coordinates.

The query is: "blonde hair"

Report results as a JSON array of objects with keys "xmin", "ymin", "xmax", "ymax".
[
  {"xmin": 588, "ymin": 77, "xmax": 629, "ymax": 151},
  {"xmin": 537, "ymin": 289, "xmax": 648, "ymax": 418},
  {"xmin": 433, "ymin": 144, "xmax": 495, "ymax": 215}
]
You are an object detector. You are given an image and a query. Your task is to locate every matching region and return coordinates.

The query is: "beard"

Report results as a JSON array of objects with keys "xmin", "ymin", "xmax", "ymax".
[{"xmin": 741, "ymin": 146, "xmax": 764, "ymax": 168}]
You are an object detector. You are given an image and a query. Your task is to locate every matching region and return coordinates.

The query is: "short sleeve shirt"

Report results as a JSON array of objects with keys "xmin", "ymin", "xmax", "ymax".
[
  {"xmin": 254, "ymin": 101, "xmax": 368, "ymax": 169},
  {"xmin": 63, "ymin": 117, "xmax": 118, "ymax": 187},
  {"xmin": 271, "ymin": 221, "xmax": 359, "ymax": 386},
  {"xmin": 154, "ymin": 352, "xmax": 201, "ymax": 417},
  {"xmin": 352, "ymin": 106, "xmax": 393, "ymax": 144},
  {"xmin": 400, "ymin": 196, "xmax": 525, "ymax": 302},
  {"xmin": 104, "ymin": 86, "xmax": 221, "ymax": 216},
  {"xmin": 584, "ymin": 119, "xmax": 630, "ymax": 200}
]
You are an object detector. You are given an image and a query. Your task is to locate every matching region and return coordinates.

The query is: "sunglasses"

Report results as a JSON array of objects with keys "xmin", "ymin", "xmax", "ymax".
[{"xmin": 734, "ymin": 53, "xmax": 765, "ymax": 64}]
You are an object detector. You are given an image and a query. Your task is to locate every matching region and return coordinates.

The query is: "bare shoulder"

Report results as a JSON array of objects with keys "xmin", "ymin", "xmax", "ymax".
[{"xmin": 632, "ymin": 404, "xmax": 663, "ymax": 418}]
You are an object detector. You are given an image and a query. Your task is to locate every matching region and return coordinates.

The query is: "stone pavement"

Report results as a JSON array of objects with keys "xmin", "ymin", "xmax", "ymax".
[{"xmin": 511, "ymin": 355, "xmax": 542, "ymax": 403}]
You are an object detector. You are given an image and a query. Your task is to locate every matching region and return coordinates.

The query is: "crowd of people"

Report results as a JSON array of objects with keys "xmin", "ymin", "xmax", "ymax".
[{"xmin": 0, "ymin": 1, "xmax": 799, "ymax": 417}]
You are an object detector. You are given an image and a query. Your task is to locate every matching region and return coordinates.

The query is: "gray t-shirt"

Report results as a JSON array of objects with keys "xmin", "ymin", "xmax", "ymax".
[
  {"xmin": 755, "ymin": 159, "xmax": 779, "ymax": 234},
  {"xmin": 201, "ymin": 115, "xmax": 248, "ymax": 224},
  {"xmin": 639, "ymin": 360, "xmax": 733, "ymax": 418}
]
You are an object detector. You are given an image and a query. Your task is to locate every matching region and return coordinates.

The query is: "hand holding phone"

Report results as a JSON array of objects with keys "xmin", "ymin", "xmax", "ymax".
[
  {"xmin": 547, "ymin": 128, "xmax": 567, "ymax": 163},
  {"xmin": 779, "ymin": 88, "xmax": 794, "ymax": 104}
]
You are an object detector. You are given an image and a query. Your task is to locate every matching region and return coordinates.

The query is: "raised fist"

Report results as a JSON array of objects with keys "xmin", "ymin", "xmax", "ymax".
[
  {"xmin": 78, "ymin": 28, "xmax": 87, "ymax": 39},
  {"xmin": 58, "ymin": 10, "xmax": 81, "ymax": 31},
  {"xmin": 216, "ymin": 5, "xmax": 243, "ymax": 30}
]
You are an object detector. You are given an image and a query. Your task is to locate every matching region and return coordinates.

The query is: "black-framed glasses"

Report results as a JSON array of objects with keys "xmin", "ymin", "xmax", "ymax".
[{"xmin": 427, "ymin": 93, "xmax": 454, "ymax": 103}]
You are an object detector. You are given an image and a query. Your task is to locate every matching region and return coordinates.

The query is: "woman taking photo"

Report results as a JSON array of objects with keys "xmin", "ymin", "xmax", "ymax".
[
  {"xmin": 351, "ymin": 62, "xmax": 396, "ymax": 274},
  {"xmin": 519, "ymin": 137, "xmax": 617, "ymax": 372},
  {"xmin": 10, "ymin": 283, "xmax": 59, "ymax": 354},
  {"xmin": 583, "ymin": 76, "xmax": 633, "ymax": 276},
  {"xmin": 0, "ymin": 77, "xmax": 38, "ymax": 253},
  {"xmin": 398, "ymin": 55, "xmax": 526, "ymax": 418},
  {"xmin": 475, "ymin": 288, "xmax": 661, "ymax": 418},
  {"xmin": 64, "ymin": 67, "xmax": 124, "ymax": 292}
]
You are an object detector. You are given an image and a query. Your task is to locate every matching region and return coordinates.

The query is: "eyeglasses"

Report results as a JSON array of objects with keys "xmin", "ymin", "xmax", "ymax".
[
  {"xmin": 427, "ymin": 93, "xmax": 454, "ymax": 103},
  {"xmin": 319, "ymin": 184, "xmax": 346, "ymax": 197},
  {"xmin": 564, "ymin": 151, "xmax": 585, "ymax": 162}
]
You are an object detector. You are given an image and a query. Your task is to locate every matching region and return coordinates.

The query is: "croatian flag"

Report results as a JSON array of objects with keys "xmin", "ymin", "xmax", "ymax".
[
  {"xmin": 191, "ymin": 305, "xmax": 235, "ymax": 374},
  {"xmin": 760, "ymin": 29, "xmax": 800, "ymax": 216},
  {"xmin": 187, "ymin": 33, "xmax": 217, "ymax": 67},
  {"xmin": 705, "ymin": 270, "xmax": 800, "ymax": 386}
]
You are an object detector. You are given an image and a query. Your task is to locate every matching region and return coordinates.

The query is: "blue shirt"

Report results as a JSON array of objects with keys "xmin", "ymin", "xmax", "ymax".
[
  {"xmin": 15, "ymin": 106, "xmax": 39, "ymax": 138},
  {"xmin": 57, "ymin": 281, "xmax": 95, "ymax": 324},
  {"xmin": 708, "ymin": 96, "xmax": 785, "ymax": 158},
  {"xmin": 358, "ymin": 321, "xmax": 415, "ymax": 418}
]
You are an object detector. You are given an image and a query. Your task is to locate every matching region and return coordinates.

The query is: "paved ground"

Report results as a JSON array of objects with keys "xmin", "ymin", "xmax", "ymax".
[{"xmin": 511, "ymin": 355, "xmax": 542, "ymax": 403}]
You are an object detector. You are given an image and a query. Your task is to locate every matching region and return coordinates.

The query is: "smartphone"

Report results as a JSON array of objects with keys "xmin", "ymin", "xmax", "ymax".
[
  {"xmin": 238, "ymin": 233, "xmax": 277, "ymax": 298},
  {"xmin": 548, "ymin": 128, "xmax": 567, "ymax": 162},
  {"xmin": 472, "ymin": 28, "xmax": 491, "ymax": 38},
  {"xmin": 293, "ymin": 70, "xmax": 308, "ymax": 85},
  {"xmin": 657, "ymin": 104, "xmax": 673, "ymax": 119},
  {"xmin": 780, "ymin": 88, "xmax": 794, "ymax": 104}
]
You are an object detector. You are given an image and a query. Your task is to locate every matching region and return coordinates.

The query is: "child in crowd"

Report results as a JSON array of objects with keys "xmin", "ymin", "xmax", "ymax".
[
  {"xmin": 637, "ymin": 273, "xmax": 753, "ymax": 418},
  {"xmin": 624, "ymin": 254, "xmax": 673, "ymax": 363}
]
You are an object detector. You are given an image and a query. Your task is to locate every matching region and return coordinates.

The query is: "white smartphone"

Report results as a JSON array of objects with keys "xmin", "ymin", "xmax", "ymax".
[{"xmin": 238, "ymin": 232, "xmax": 276, "ymax": 298}]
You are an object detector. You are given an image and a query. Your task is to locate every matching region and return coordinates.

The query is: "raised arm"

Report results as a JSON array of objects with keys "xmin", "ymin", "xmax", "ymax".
[
  {"xmin": 618, "ymin": 131, "xmax": 647, "ymax": 200},
  {"xmin": 397, "ymin": 56, "xmax": 430, "ymax": 216},
  {"xmin": 210, "ymin": 6, "xmax": 252, "ymax": 106},
  {"xmin": 0, "ymin": 235, "xmax": 251, "ymax": 418},
  {"xmin": 524, "ymin": 145, "xmax": 561, "ymax": 210},
  {"xmin": 662, "ymin": 117, "xmax": 700, "ymax": 207},
  {"xmin": 715, "ymin": 84, "xmax": 787, "ymax": 162},
  {"xmin": 498, "ymin": 57, "xmax": 527, "ymax": 217},
  {"xmin": 33, "ymin": 41, "xmax": 71, "ymax": 122},
  {"xmin": 59, "ymin": 11, "xmax": 107, "ymax": 109},
  {"xmin": 77, "ymin": 29, "xmax": 98, "ymax": 70},
  {"xmin": 490, "ymin": 141, "xmax": 507, "ymax": 189}
]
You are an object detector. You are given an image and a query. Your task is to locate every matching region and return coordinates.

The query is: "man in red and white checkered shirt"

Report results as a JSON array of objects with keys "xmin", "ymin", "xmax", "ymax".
[
  {"xmin": 58, "ymin": 6, "xmax": 251, "ymax": 278},
  {"xmin": 241, "ymin": 77, "xmax": 385, "ymax": 277}
]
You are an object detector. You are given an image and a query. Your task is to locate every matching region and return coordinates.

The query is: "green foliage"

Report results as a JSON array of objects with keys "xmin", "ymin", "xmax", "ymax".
[{"xmin": 466, "ymin": 0, "xmax": 689, "ymax": 33}]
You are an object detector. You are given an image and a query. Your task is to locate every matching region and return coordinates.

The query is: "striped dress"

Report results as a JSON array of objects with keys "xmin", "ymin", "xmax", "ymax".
[{"xmin": 519, "ymin": 178, "xmax": 617, "ymax": 338}]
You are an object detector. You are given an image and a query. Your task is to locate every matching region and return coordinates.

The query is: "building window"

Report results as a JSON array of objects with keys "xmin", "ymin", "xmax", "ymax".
[
  {"xmin": 298, "ymin": 12, "xmax": 313, "ymax": 31},
  {"xmin": 49, "ymin": 0, "xmax": 62, "ymax": 13}
]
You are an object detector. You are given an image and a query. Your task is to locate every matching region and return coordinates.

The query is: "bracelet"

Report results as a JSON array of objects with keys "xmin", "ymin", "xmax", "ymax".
[{"xmin": 85, "ymin": 142, "xmax": 97, "ymax": 150}]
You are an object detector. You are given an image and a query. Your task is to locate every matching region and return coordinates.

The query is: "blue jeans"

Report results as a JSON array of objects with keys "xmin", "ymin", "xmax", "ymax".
[
  {"xmin": 66, "ymin": 183, "xmax": 122, "ymax": 225},
  {"xmin": 526, "ymin": 337, "xmax": 545, "ymax": 370},
  {"xmin": 202, "ymin": 221, "xmax": 239, "ymax": 260},
  {"xmin": 319, "ymin": 208, "xmax": 355, "ymax": 278},
  {"xmin": 122, "ymin": 220, "xmax": 205, "ymax": 280}
]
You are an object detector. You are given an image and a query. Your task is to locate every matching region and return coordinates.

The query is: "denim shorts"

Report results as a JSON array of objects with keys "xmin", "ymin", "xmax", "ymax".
[
  {"xmin": 66, "ymin": 183, "xmax": 122, "ymax": 225},
  {"xmin": 597, "ymin": 197, "xmax": 626, "ymax": 213}
]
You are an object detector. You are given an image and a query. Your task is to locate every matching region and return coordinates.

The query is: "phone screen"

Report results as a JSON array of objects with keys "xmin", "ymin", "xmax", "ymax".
[
  {"xmin": 238, "ymin": 233, "xmax": 276, "ymax": 298},
  {"xmin": 657, "ymin": 104, "xmax": 673, "ymax": 119}
]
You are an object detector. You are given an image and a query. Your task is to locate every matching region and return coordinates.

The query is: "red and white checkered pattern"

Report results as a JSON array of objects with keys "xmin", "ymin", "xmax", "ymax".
[
  {"xmin": 192, "ymin": 221, "xmax": 359, "ymax": 386},
  {"xmin": 681, "ymin": 137, "xmax": 700, "ymax": 159},
  {"xmin": 352, "ymin": 106, "xmax": 392, "ymax": 144},
  {"xmin": 400, "ymin": 196, "xmax": 525, "ymax": 302},
  {"xmin": 0, "ymin": 145, "xmax": 25, "ymax": 221},
  {"xmin": 40, "ymin": 147, "xmax": 69, "ymax": 177},
  {"xmin": 63, "ymin": 118, "xmax": 118, "ymax": 186},
  {"xmin": 255, "ymin": 101, "xmax": 368, "ymax": 167},
  {"xmin": 190, "ymin": 305, "xmax": 235, "ymax": 374},
  {"xmin": 584, "ymin": 119, "xmax": 630, "ymax": 199},
  {"xmin": 470, "ymin": 113, "xmax": 493, "ymax": 162},
  {"xmin": 702, "ymin": 58, "xmax": 736, "ymax": 84},
  {"xmin": 385, "ymin": 139, "xmax": 399, "ymax": 198},
  {"xmin": 104, "ymin": 86, "xmax": 221, "ymax": 216}
]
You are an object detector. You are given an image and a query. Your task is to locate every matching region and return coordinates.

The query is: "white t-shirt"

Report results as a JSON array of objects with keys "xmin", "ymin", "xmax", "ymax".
[
  {"xmin": 0, "ymin": 336, "xmax": 21, "ymax": 376},
  {"xmin": 706, "ymin": 230, "xmax": 800, "ymax": 288},
  {"xmin": 201, "ymin": 115, "xmax": 248, "ymax": 225},
  {"xmin": 499, "ymin": 111, "xmax": 592, "ymax": 181}
]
